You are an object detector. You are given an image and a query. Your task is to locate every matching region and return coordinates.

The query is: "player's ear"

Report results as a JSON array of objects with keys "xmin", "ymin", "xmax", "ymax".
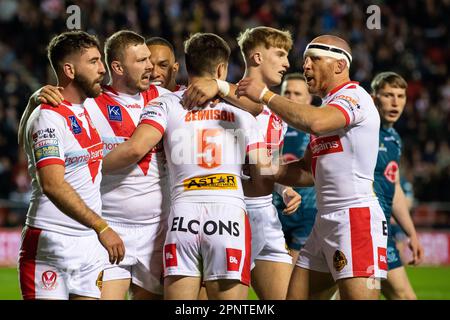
[
  {"xmin": 111, "ymin": 60, "xmax": 124, "ymax": 76},
  {"xmin": 335, "ymin": 59, "xmax": 347, "ymax": 74},
  {"xmin": 216, "ymin": 62, "xmax": 228, "ymax": 80},
  {"xmin": 172, "ymin": 61, "xmax": 179, "ymax": 74},
  {"xmin": 249, "ymin": 51, "xmax": 263, "ymax": 66},
  {"xmin": 62, "ymin": 62, "xmax": 75, "ymax": 80}
]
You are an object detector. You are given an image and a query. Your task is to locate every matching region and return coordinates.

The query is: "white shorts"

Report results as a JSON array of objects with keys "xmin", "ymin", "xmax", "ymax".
[
  {"xmin": 163, "ymin": 202, "xmax": 251, "ymax": 286},
  {"xmin": 247, "ymin": 204, "xmax": 292, "ymax": 267},
  {"xmin": 297, "ymin": 205, "xmax": 388, "ymax": 281},
  {"xmin": 18, "ymin": 226, "xmax": 107, "ymax": 300},
  {"xmin": 102, "ymin": 220, "xmax": 167, "ymax": 295}
]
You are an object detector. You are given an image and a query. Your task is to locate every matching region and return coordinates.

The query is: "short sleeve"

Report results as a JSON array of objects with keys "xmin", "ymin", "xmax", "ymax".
[
  {"xmin": 327, "ymin": 89, "xmax": 365, "ymax": 126},
  {"xmin": 29, "ymin": 109, "xmax": 66, "ymax": 169},
  {"xmin": 139, "ymin": 96, "xmax": 170, "ymax": 135}
]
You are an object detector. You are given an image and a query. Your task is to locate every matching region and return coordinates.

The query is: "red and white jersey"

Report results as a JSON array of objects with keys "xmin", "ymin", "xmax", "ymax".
[
  {"xmin": 173, "ymin": 84, "xmax": 187, "ymax": 92},
  {"xmin": 309, "ymin": 81, "xmax": 380, "ymax": 213},
  {"xmin": 139, "ymin": 90, "xmax": 264, "ymax": 210},
  {"xmin": 245, "ymin": 105, "xmax": 288, "ymax": 208},
  {"xmin": 84, "ymin": 85, "xmax": 171, "ymax": 224},
  {"xmin": 24, "ymin": 101, "xmax": 103, "ymax": 236}
]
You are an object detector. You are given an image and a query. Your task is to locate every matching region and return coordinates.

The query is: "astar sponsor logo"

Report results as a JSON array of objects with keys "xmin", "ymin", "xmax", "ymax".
[
  {"xmin": 309, "ymin": 135, "xmax": 343, "ymax": 157},
  {"xmin": 183, "ymin": 174, "xmax": 238, "ymax": 190}
]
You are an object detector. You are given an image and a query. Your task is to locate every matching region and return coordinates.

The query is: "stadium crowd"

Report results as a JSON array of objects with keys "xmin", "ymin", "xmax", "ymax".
[{"xmin": 0, "ymin": 0, "xmax": 449, "ymax": 229}]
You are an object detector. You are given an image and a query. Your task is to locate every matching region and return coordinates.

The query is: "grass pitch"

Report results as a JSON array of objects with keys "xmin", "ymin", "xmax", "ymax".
[{"xmin": 1, "ymin": 266, "xmax": 449, "ymax": 300}]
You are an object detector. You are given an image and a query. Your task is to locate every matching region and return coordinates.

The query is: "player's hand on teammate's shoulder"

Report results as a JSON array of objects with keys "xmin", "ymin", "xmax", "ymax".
[
  {"xmin": 182, "ymin": 78, "xmax": 219, "ymax": 110},
  {"xmin": 282, "ymin": 187, "xmax": 302, "ymax": 215},
  {"xmin": 408, "ymin": 235, "xmax": 424, "ymax": 266},
  {"xmin": 97, "ymin": 226, "xmax": 125, "ymax": 265},
  {"xmin": 34, "ymin": 85, "xmax": 64, "ymax": 106},
  {"xmin": 236, "ymin": 77, "xmax": 266, "ymax": 103}
]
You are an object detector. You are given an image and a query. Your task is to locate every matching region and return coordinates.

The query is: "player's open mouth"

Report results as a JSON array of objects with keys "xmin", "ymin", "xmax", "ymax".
[{"xmin": 305, "ymin": 75, "xmax": 314, "ymax": 84}]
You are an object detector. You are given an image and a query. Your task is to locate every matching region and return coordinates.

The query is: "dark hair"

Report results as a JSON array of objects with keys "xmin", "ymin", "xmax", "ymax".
[
  {"xmin": 371, "ymin": 72, "xmax": 407, "ymax": 94},
  {"xmin": 104, "ymin": 30, "xmax": 145, "ymax": 68},
  {"xmin": 47, "ymin": 31, "xmax": 101, "ymax": 74},
  {"xmin": 283, "ymin": 72, "xmax": 306, "ymax": 82},
  {"xmin": 146, "ymin": 37, "xmax": 175, "ymax": 54},
  {"xmin": 184, "ymin": 33, "xmax": 230, "ymax": 77}
]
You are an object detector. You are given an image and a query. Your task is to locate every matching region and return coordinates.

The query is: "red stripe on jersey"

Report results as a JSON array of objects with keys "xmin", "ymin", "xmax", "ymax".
[
  {"xmin": 19, "ymin": 227, "xmax": 42, "ymax": 300},
  {"xmin": 140, "ymin": 119, "xmax": 165, "ymax": 136},
  {"xmin": 246, "ymin": 142, "xmax": 266, "ymax": 153},
  {"xmin": 327, "ymin": 81, "xmax": 359, "ymax": 96},
  {"xmin": 141, "ymin": 85, "xmax": 160, "ymax": 106},
  {"xmin": 265, "ymin": 112, "xmax": 283, "ymax": 152},
  {"xmin": 349, "ymin": 207, "xmax": 374, "ymax": 277},
  {"xmin": 95, "ymin": 87, "xmax": 161, "ymax": 176},
  {"xmin": 41, "ymin": 103, "xmax": 102, "ymax": 183},
  {"xmin": 95, "ymin": 92, "xmax": 137, "ymax": 138},
  {"xmin": 241, "ymin": 213, "xmax": 251, "ymax": 286},
  {"xmin": 36, "ymin": 158, "xmax": 65, "ymax": 169},
  {"xmin": 328, "ymin": 103, "xmax": 350, "ymax": 126}
]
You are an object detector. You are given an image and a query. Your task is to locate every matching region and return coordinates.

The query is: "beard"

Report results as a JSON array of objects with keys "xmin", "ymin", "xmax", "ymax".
[{"xmin": 73, "ymin": 72, "xmax": 103, "ymax": 98}]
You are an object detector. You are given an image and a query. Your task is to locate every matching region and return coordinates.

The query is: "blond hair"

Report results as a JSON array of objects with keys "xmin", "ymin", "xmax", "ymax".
[{"xmin": 237, "ymin": 26, "xmax": 292, "ymax": 60}]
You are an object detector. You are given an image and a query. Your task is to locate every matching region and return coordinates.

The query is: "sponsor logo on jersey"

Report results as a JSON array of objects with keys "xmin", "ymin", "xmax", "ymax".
[
  {"xmin": 183, "ymin": 174, "xmax": 238, "ymax": 190},
  {"xmin": 309, "ymin": 135, "xmax": 343, "ymax": 157},
  {"xmin": 226, "ymin": 248, "xmax": 242, "ymax": 272},
  {"xmin": 164, "ymin": 244, "xmax": 178, "ymax": 267},
  {"xmin": 107, "ymin": 105, "xmax": 122, "ymax": 122},
  {"xmin": 68, "ymin": 115, "xmax": 82, "ymax": 134},
  {"xmin": 333, "ymin": 250, "xmax": 347, "ymax": 272},
  {"xmin": 65, "ymin": 143, "xmax": 103, "ymax": 166},
  {"xmin": 383, "ymin": 161, "xmax": 398, "ymax": 183},
  {"xmin": 170, "ymin": 216, "xmax": 240, "ymax": 237},
  {"xmin": 41, "ymin": 270, "xmax": 58, "ymax": 290},
  {"xmin": 334, "ymin": 94, "xmax": 358, "ymax": 106},
  {"xmin": 34, "ymin": 145, "xmax": 60, "ymax": 162},
  {"xmin": 34, "ymin": 138, "xmax": 58, "ymax": 149},
  {"xmin": 379, "ymin": 143, "xmax": 387, "ymax": 152},
  {"xmin": 33, "ymin": 128, "xmax": 56, "ymax": 141},
  {"xmin": 95, "ymin": 271, "xmax": 103, "ymax": 291},
  {"xmin": 378, "ymin": 247, "xmax": 388, "ymax": 271},
  {"xmin": 125, "ymin": 103, "xmax": 141, "ymax": 109},
  {"xmin": 140, "ymin": 109, "xmax": 162, "ymax": 120},
  {"xmin": 185, "ymin": 110, "xmax": 235, "ymax": 122}
]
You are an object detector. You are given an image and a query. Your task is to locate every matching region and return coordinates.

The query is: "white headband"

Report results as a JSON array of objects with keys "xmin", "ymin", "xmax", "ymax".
[{"xmin": 303, "ymin": 42, "xmax": 352, "ymax": 68}]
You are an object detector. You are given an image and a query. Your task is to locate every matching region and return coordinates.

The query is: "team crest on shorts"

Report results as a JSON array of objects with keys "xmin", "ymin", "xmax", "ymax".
[
  {"xmin": 333, "ymin": 250, "xmax": 347, "ymax": 272},
  {"xmin": 40, "ymin": 270, "xmax": 58, "ymax": 290},
  {"xmin": 96, "ymin": 271, "xmax": 104, "ymax": 291}
]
